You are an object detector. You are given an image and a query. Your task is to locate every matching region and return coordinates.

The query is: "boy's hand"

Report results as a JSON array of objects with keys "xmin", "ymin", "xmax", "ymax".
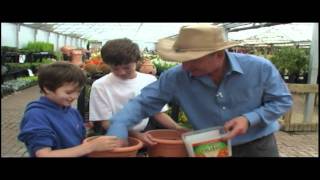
[
  {"xmin": 87, "ymin": 136, "xmax": 121, "ymax": 152},
  {"xmin": 84, "ymin": 122, "xmax": 94, "ymax": 128},
  {"xmin": 101, "ymin": 120, "xmax": 110, "ymax": 130}
]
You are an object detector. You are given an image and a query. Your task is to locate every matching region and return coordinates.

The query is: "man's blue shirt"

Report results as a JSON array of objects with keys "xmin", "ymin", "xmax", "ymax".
[{"xmin": 107, "ymin": 52, "xmax": 292, "ymax": 146}]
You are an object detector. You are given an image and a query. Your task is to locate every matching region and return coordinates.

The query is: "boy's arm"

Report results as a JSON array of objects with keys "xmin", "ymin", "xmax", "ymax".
[{"xmin": 34, "ymin": 136, "xmax": 120, "ymax": 157}]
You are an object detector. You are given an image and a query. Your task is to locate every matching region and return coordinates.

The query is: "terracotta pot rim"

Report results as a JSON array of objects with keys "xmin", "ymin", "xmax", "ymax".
[
  {"xmin": 84, "ymin": 136, "xmax": 143, "ymax": 153},
  {"xmin": 146, "ymin": 129, "xmax": 184, "ymax": 145}
]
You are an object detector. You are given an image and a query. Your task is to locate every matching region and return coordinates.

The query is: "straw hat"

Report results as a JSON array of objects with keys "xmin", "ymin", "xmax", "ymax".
[{"xmin": 156, "ymin": 24, "xmax": 240, "ymax": 62}]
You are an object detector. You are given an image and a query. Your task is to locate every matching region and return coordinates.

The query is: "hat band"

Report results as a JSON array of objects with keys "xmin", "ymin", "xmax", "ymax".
[
  {"xmin": 175, "ymin": 46, "xmax": 226, "ymax": 52},
  {"xmin": 174, "ymin": 41, "xmax": 239, "ymax": 52}
]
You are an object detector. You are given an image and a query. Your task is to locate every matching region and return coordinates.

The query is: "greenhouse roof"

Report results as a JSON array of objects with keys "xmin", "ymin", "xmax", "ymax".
[
  {"xmin": 228, "ymin": 23, "xmax": 314, "ymax": 45},
  {"xmin": 21, "ymin": 22, "xmax": 314, "ymax": 46}
]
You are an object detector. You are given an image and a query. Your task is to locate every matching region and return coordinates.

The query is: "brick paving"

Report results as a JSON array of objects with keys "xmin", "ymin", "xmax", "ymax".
[{"xmin": 1, "ymin": 86, "xmax": 318, "ymax": 157}]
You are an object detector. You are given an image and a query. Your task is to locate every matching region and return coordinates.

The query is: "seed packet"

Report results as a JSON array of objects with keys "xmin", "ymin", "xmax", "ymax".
[{"xmin": 182, "ymin": 126, "xmax": 232, "ymax": 157}]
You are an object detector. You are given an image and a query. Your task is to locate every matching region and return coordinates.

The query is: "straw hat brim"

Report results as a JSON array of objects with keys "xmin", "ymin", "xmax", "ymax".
[{"xmin": 156, "ymin": 38, "xmax": 240, "ymax": 63}]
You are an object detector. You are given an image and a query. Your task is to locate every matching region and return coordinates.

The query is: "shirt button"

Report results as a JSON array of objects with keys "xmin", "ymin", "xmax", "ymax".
[
  {"xmin": 216, "ymin": 92, "xmax": 223, "ymax": 98},
  {"xmin": 222, "ymin": 106, "xmax": 226, "ymax": 110}
]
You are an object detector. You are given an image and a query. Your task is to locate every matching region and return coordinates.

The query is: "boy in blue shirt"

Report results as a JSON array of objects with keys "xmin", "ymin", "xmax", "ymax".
[{"xmin": 18, "ymin": 62, "xmax": 120, "ymax": 157}]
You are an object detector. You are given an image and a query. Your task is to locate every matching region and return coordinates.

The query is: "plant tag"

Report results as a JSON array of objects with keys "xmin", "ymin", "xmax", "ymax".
[
  {"xmin": 19, "ymin": 55, "xmax": 26, "ymax": 63},
  {"xmin": 27, "ymin": 69, "xmax": 34, "ymax": 77}
]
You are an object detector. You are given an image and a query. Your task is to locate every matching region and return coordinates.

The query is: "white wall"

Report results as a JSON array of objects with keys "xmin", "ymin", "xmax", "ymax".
[
  {"xmin": 66, "ymin": 36, "xmax": 72, "ymax": 46},
  {"xmin": 19, "ymin": 25, "xmax": 35, "ymax": 48},
  {"xmin": 49, "ymin": 32, "xmax": 58, "ymax": 51},
  {"xmin": 36, "ymin": 29, "xmax": 49, "ymax": 42},
  {"xmin": 1, "ymin": 23, "xmax": 17, "ymax": 47},
  {"xmin": 58, "ymin": 35, "xmax": 66, "ymax": 50},
  {"xmin": 76, "ymin": 38, "xmax": 83, "ymax": 48},
  {"xmin": 2, "ymin": 23, "xmax": 87, "ymax": 50},
  {"xmin": 70, "ymin": 37, "xmax": 75, "ymax": 47}
]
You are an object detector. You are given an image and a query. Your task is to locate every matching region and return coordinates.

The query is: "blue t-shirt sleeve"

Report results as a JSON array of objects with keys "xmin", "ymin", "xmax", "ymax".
[{"xmin": 18, "ymin": 110, "xmax": 58, "ymax": 157}]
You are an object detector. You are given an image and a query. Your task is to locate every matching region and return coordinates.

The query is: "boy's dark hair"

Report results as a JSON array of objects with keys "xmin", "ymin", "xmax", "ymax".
[
  {"xmin": 101, "ymin": 38, "xmax": 141, "ymax": 66},
  {"xmin": 38, "ymin": 61, "xmax": 86, "ymax": 93}
]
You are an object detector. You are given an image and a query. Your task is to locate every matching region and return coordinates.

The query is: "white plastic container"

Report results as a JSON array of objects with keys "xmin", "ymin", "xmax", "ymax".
[{"xmin": 182, "ymin": 126, "xmax": 232, "ymax": 157}]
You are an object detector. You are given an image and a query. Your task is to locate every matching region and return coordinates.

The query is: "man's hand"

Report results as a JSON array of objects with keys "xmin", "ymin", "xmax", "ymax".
[
  {"xmin": 222, "ymin": 116, "xmax": 249, "ymax": 141},
  {"xmin": 130, "ymin": 131, "xmax": 157, "ymax": 147}
]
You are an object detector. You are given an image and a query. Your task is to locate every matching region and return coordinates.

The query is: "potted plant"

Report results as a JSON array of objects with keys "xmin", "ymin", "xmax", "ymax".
[
  {"xmin": 137, "ymin": 59, "xmax": 157, "ymax": 75},
  {"xmin": 270, "ymin": 47, "xmax": 309, "ymax": 83}
]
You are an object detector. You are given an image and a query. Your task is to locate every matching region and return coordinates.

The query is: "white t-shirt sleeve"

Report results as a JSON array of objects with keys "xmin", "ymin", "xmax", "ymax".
[{"xmin": 89, "ymin": 84, "xmax": 112, "ymax": 121}]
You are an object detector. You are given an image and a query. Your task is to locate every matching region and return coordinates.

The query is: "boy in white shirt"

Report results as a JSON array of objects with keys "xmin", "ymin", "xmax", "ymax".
[{"xmin": 89, "ymin": 38, "xmax": 185, "ymax": 146}]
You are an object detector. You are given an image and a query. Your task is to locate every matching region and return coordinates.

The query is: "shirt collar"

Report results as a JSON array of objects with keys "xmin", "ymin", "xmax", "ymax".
[
  {"xmin": 185, "ymin": 51, "xmax": 244, "ymax": 80},
  {"xmin": 225, "ymin": 51, "xmax": 244, "ymax": 75}
]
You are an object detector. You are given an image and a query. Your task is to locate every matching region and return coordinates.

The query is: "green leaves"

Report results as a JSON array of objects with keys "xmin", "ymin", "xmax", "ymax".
[
  {"xmin": 1, "ymin": 76, "xmax": 38, "ymax": 97},
  {"xmin": 4, "ymin": 60, "xmax": 53, "ymax": 72},
  {"xmin": 24, "ymin": 41, "xmax": 54, "ymax": 53},
  {"xmin": 270, "ymin": 47, "xmax": 309, "ymax": 75},
  {"xmin": 1, "ymin": 46, "xmax": 18, "ymax": 53},
  {"xmin": 145, "ymin": 54, "xmax": 178, "ymax": 74}
]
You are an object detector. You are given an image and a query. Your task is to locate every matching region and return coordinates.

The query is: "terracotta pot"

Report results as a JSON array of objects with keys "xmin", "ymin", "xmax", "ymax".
[
  {"xmin": 83, "ymin": 136, "xmax": 143, "ymax": 157},
  {"xmin": 97, "ymin": 63, "xmax": 110, "ymax": 74},
  {"xmin": 138, "ymin": 60, "xmax": 157, "ymax": 75},
  {"xmin": 146, "ymin": 129, "xmax": 188, "ymax": 157},
  {"xmin": 60, "ymin": 46, "xmax": 74, "ymax": 56},
  {"xmin": 84, "ymin": 63, "xmax": 98, "ymax": 74},
  {"xmin": 71, "ymin": 50, "xmax": 83, "ymax": 65}
]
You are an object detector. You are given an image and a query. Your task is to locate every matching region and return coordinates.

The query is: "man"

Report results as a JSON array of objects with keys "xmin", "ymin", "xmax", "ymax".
[{"xmin": 107, "ymin": 24, "xmax": 293, "ymax": 157}]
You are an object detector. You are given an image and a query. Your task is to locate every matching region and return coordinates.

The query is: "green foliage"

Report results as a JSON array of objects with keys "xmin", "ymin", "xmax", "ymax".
[
  {"xmin": 1, "ymin": 76, "xmax": 38, "ymax": 97},
  {"xmin": 4, "ymin": 59, "xmax": 54, "ymax": 72},
  {"xmin": 24, "ymin": 41, "xmax": 54, "ymax": 53},
  {"xmin": 270, "ymin": 47, "xmax": 309, "ymax": 75},
  {"xmin": 18, "ymin": 48, "xmax": 32, "ymax": 54},
  {"xmin": 53, "ymin": 51, "xmax": 63, "ymax": 61},
  {"xmin": 1, "ymin": 46, "xmax": 18, "ymax": 53},
  {"xmin": 166, "ymin": 106, "xmax": 192, "ymax": 129},
  {"xmin": 1, "ymin": 85, "xmax": 14, "ymax": 97},
  {"xmin": 4, "ymin": 63, "xmax": 32, "ymax": 72},
  {"xmin": 143, "ymin": 54, "xmax": 178, "ymax": 74}
]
